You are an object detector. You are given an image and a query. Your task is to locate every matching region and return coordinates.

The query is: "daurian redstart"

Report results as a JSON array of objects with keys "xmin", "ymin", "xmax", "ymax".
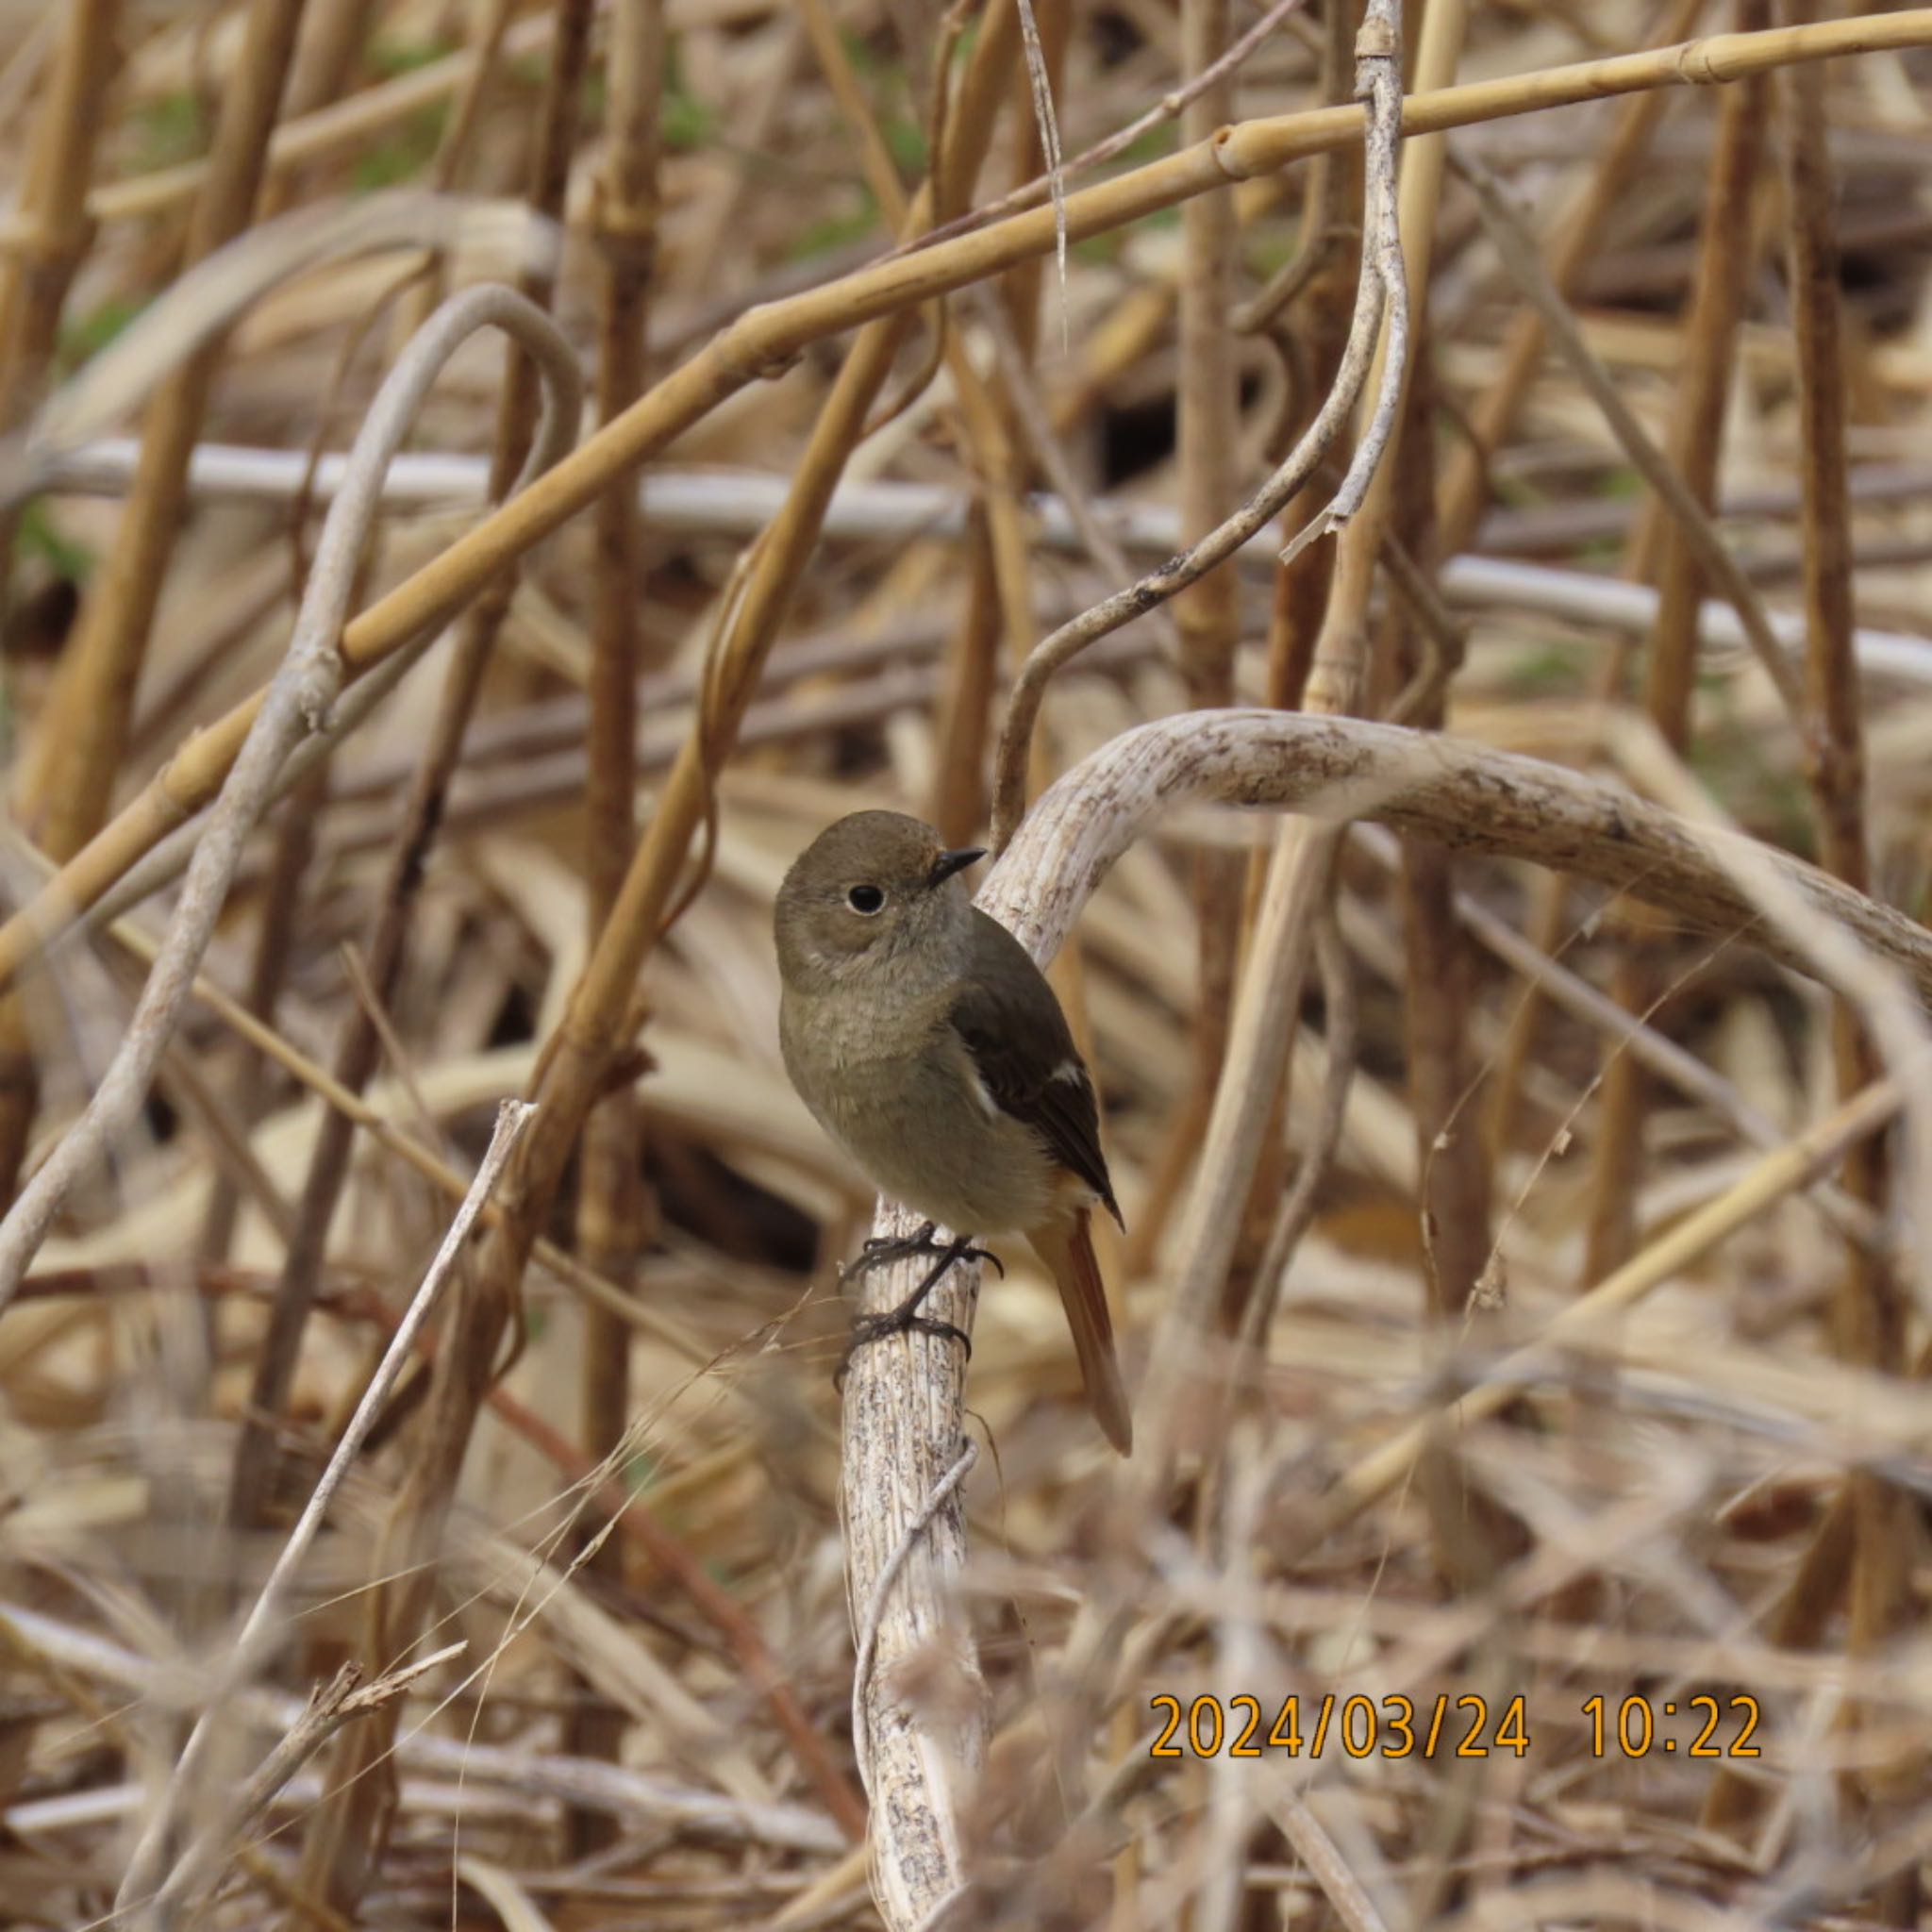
[{"xmin": 775, "ymin": 810, "xmax": 1132, "ymax": 1454}]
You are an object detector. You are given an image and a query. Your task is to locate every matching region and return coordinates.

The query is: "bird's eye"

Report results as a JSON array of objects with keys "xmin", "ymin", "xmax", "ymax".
[{"xmin": 847, "ymin": 884, "xmax": 885, "ymax": 914}]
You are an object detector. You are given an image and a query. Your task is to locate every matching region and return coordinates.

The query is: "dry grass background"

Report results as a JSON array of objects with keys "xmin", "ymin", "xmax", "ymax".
[{"xmin": 4, "ymin": 0, "xmax": 1932, "ymax": 1925}]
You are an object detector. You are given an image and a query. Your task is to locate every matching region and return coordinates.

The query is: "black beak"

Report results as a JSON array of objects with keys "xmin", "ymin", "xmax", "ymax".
[{"xmin": 929, "ymin": 846, "xmax": 985, "ymax": 887}]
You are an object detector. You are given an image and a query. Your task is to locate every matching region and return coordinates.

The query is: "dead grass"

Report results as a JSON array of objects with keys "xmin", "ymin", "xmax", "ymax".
[{"xmin": 4, "ymin": 1, "xmax": 1932, "ymax": 1928}]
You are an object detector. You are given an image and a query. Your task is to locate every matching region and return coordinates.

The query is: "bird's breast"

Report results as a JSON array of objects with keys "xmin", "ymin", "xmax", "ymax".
[{"xmin": 779, "ymin": 989, "xmax": 1054, "ymax": 1236}]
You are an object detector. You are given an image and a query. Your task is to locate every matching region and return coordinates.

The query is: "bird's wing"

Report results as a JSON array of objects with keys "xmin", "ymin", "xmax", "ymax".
[{"xmin": 946, "ymin": 910, "xmax": 1122, "ymax": 1224}]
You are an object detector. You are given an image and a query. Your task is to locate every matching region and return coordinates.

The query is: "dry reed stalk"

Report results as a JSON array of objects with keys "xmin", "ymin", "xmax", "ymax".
[
  {"xmin": 81, "ymin": 7, "xmax": 566, "ymax": 228},
  {"xmin": 1254, "ymin": 0, "xmax": 1355, "ymax": 721},
  {"xmin": 1455, "ymin": 151, "xmax": 1801, "ymax": 716},
  {"xmin": 569, "ymin": 0, "xmax": 665, "ymax": 1844},
  {"xmin": 841, "ymin": 699, "xmax": 1932, "ymax": 1928},
  {"xmin": 0, "ymin": 0, "xmax": 125, "ymax": 1203},
  {"xmin": 291, "ymin": 15, "xmax": 1025, "ymax": 1908},
  {"xmin": 1135, "ymin": 0, "xmax": 1445, "ymax": 1479},
  {"xmin": 1386, "ymin": 348, "xmax": 1493, "ymax": 1327},
  {"xmin": 793, "ymin": 0, "xmax": 1050, "ymax": 845},
  {"xmin": 1586, "ymin": 0, "xmax": 1770, "ymax": 1283},
  {"xmin": 1434, "ymin": 0, "xmax": 1709, "ymax": 554},
  {"xmin": 1311, "ymin": 1071, "xmax": 1906, "ymax": 1540},
  {"xmin": 1176, "ymin": 0, "xmax": 1243, "ymax": 1106},
  {"xmin": 0, "ymin": 0, "xmax": 305, "ymax": 1204},
  {"xmin": 7, "ymin": 6, "xmax": 1932, "ymax": 991},
  {"xmin": 1707, "ymin": 28, "xmax": 1915, "ymax": 1898},
  {"xmin": 19, "ymin": 0, "xmax": 307, "ymax": 858},
  {"xmin": 113, "ymin": 1100, "xmax": 532, "ymax": 1920},
  {"xmin": 0, "ymin": 288, "xmax": 581, "ymax": 1324},
  {"xmin": 0, "ymin": 0, "xmax": 120, "ymax": 445},
  {"xmin": 226, "ymin": 0, "xmax": 597, "ymax": 1514}
]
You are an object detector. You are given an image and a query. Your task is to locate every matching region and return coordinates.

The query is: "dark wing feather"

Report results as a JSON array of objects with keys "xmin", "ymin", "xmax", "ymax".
[{"xmin": 948, "ymin": 909, "xmax": 1122, "ymax": 1224}]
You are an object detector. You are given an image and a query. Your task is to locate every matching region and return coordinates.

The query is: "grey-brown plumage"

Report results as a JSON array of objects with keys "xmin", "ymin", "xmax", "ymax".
[{"xmin": 775, "ymin": 809, "xmax": 1132, "ymax": 1453}]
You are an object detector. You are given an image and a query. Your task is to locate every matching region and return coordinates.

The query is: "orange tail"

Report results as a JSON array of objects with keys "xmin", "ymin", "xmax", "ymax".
[{"xmin": 1027, "ymin": 1209, "xmax": 1133, "ymax": 1456}]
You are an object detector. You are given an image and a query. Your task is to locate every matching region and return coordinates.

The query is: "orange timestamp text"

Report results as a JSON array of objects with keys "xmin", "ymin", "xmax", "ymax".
[{"xmin": 1149, "ymin": 1693, "xmax": 1530, "ymax": 1761}]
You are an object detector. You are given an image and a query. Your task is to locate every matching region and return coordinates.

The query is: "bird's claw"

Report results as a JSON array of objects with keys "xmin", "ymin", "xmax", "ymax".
[
  {"xmin": 841, "ymin": 1225, "xmax": 1004, "ymax": 1282},
  {"xmin": 834, "ymin": 1310, "xmax": 973, "ymax": 1389}
]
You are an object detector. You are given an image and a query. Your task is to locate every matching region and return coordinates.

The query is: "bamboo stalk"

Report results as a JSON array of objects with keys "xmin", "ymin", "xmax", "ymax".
[{"xmin": 7, "ymin": 7, "xmax": 1932, "ymax": 994}]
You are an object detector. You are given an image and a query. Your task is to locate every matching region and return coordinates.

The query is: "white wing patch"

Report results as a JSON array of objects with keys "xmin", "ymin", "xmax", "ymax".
[
  {"xmin": 966, "ymin": 1063, "xmax": 1000, "ymax": 1117},
  {"xmin": 1050, "ymin": 1059, "xmax": 1087, "ymax": 1086}
]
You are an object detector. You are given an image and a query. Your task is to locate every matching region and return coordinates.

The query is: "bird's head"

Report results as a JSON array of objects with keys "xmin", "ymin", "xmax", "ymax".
[{"xmin": 774, "ymin": 810, "xmax": 984, "ymax": 987}]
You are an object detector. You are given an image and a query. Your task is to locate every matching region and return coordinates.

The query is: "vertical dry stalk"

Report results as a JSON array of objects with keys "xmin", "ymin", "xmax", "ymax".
[
  {"xmin": 0, "ymin": 0, "xmax": 304, "ymax": 1203},
  {"xmin": 1585, "ymin": 0, "xmax": 1768, "ymax": 1283},
  {"xmin": 1136, "ymin": 0, "xmax": 1459, "ymax": 1477},
  {"xmin": 1256, "ymin": 0, "xmax": 1357, "ymax": 719},
  {"xmin": 0, "ymin": 0, "xmax": 120, "ymax": 441},
  {"xmin": 1177, "ymin": 0, "xmax": 1243, "ymax": 1100},
  {"xmin": 20, "ymin": 0, "xmax": 306, "ymax": 859},
  {"xmin": 226, "ymin": 0, "xmax": 600, "ymax": 1538},
  {"xmin": 569, "ymin": 0, "xmax": 665, "ymax": 1841},
  {"xmin": 1458, "ymin": 0, "xmax": 1707, "ymax": 1165},
  {"xmin": 1387, "ymin": 353, "xmax": 1491, "ymax": 1323},
  {"xmin": 1748, "ymin": 19, "xmax": 1913, "ymax": 1910},
  {"xmin": 294, "ymin": 13, "xmax": 1025, "ymax": 1909},
  {"xmin": 0, "ymin": 0, "xmax": 124, "ymax": 1201}
]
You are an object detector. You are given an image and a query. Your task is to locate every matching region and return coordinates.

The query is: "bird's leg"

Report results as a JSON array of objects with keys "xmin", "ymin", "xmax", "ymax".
[
  {"xmin": 841, "ymin": 1221, "xmax": 1004, "ymax": 1283},
  {"xmin": 835, "ymin": 1231, "xmax": 1001, "ymax": 1386}
]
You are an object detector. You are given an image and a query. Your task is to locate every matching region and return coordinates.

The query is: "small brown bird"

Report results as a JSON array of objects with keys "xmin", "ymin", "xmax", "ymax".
[{"xmin": 775, "ymin": 810, "xmax": 1132, "ymax": 1454}]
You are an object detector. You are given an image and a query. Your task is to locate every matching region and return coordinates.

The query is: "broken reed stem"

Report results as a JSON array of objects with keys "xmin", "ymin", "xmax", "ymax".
[
  {"xmin": 7, "ymin": 7, "xmax": 1930, "ymax": 994},
  {"xmin": 1586, "ymin": 3, "xmax": 1770, "ymax": 1283},
  {"xmin": 225, "ymin": 0, "xmax": 597, "ymax": 1541},
  {"xmin": 141, "ymin": 1646, "xmax": 462, "ymax": 1932},
  {"xmin": 114, "ymin": 1100, "xmax": 533, "ymax": 1913},
  {"xmin": 0, "ymin": 288, "xmax": 580, "ymax": 1324},
  {"xmin": 570, "ymin": 0, "xmax": 665, "ymax": 1840}
]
